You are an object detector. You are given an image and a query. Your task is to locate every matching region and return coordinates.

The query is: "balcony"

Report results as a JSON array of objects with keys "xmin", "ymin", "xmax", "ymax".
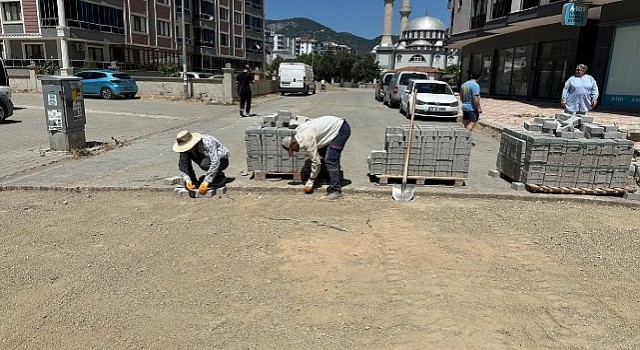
[
  {"xmin": 470, "ymin": 14, "xmax": 486, "ymax": 29},
  {"xmin": 492, "ymin": 0, "xmax": 512, "ymax": 19}
]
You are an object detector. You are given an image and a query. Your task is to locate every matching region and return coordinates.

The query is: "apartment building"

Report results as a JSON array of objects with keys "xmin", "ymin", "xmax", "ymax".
[
  {"xmin": 448, "ymin": 0, "xmax": 639, "ymax": 111},
  {"xmin": 0, "ymin": 0, "xmax": 265, "ymax": 72}
]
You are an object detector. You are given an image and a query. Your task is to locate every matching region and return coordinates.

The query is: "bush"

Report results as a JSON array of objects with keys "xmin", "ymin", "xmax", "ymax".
[
  {"xmin": 41, "ymin": 59, "xmax": 59, "ymax": 75},
  {"xmin": 159, "ymin": 62, "xmax": 178, "ymax": 77},
  {"xmin": 84, "ymin": 58, "xmax": 97, "ymax": 69}
]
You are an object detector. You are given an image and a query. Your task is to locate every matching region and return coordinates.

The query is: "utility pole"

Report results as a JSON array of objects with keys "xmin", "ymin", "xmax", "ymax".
[
  {"xmin": 181, "ymin": 0, "xmax": 188, "ymax": 99},
  {"xmin": 56, "ymin": 0, "xmax": 72, "ymax": 75}
]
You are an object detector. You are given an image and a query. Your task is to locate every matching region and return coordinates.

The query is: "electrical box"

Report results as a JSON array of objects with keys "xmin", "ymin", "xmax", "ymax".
[{"xmin": 39, "ymin": 75, "xmax": 86, "ymax": 151}]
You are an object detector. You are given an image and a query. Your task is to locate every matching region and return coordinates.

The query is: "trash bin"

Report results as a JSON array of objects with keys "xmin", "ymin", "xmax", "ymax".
[{"xmin": 39, "ymin": 75, "xmax": 86, "ymax": 151}]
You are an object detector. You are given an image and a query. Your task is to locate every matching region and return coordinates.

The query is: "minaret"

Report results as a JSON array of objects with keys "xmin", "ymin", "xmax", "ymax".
[
  {"xmin": 399, "ymin": 0, "xmax": 412, "ymax": 33},
  {"xmin": 380, "ymin": 0, "xmax": 394, "ymax": 47}
]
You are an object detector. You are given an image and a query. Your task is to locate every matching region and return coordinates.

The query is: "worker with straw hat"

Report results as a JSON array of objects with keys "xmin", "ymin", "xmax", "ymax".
[{"xmin": 173, "ymin": 130, "xmax": 230, "ymax": 195}]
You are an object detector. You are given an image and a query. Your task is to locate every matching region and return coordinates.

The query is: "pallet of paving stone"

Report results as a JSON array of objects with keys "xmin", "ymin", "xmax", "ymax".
[
  {"xmin": 525, "ymin": 183, "xmax": 636, "ymax": 196},
  {"xmin": 372, "ymin": 174, "xmax": 465, "ymax": 187},
  {"xmin": 253, "ymin": 170, "xmax": 306, "ymax": 181}
]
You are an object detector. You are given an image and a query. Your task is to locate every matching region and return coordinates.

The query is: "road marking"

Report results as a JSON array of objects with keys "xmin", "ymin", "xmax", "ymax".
[{"xmin": 16, "ymin": 104, "xmax": 181, "ymax": 120}]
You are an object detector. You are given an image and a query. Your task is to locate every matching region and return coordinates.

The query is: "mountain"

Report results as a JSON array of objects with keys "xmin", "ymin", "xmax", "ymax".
[{"xmin": 265, "ymin": 18, "xmax": 397, "ymax": 54}]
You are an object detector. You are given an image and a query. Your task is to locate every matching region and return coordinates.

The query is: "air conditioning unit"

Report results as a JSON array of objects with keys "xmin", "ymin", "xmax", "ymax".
[{"xmin": 75, "ymin": 43, "xmax": 86, "ymax": 51}]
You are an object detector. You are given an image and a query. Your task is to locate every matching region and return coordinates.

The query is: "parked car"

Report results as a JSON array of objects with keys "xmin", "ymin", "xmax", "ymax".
[
  {"xmin": 74, "ymin": 70, "xmax": 138, "ymax": 99},
  {"xmin": 399, "ymin": 79, "xmax": 459, "ymax": 119},
  {"xmin": 0, "ymin": 92, "xmax": 14, "ymax": 122},
  {"xmin": 177, "ymin": 71, "xmax": 214, "ymax": 79},
  {"xmin": 383, "ymin": 71, "xmax": 430, "ymax": 108},
  {"xmin": 0, "ymin": 58, "xmax": 11, "ymax": 99},
  {"xmin": 374, "ymin": 71, "xmax": 394, "ymax": 102}
]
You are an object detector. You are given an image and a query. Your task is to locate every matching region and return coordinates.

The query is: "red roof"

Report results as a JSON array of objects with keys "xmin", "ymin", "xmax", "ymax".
[{"xmin": 385, "ymin": 66, "xmax": 443, "ymax": 73}]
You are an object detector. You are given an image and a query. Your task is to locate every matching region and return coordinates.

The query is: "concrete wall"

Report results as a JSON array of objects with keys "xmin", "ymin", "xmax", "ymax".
[{"xmin": 8, "ymin": 68, "xmax": 278, "ymax": 104}]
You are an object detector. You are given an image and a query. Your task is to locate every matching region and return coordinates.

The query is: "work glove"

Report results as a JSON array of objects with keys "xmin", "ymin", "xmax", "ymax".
[
  {"xmin": 185, "ymin": 181, "xmax": 195, "ymax": 191},
  {"xmin": 198, "ymin": 182, "xmax": 209, "ymax": 195},
  {"xmin": 303, "ymin": 179, "xmax": 315, "ymax": 194}
]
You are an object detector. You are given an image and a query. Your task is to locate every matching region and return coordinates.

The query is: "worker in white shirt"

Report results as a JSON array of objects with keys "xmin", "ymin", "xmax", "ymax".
[{"xmin": 281, "ymin": 116, "xmax": 351, "ymax": 199}]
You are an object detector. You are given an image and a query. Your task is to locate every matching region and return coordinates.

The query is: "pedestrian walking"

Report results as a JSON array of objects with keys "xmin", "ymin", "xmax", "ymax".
[
  {"xmin": 236, "ymin": 64, "xmax": 254, "ymax": 117},
  {"xmin": 281, "ymin": 116, "xmax": 351, "ymax": 199},
  {"xmin": 320, "ymin": 79, "xmax": 327, "ymax": 92},
  {"xmin": 561, "ymin": 64, "xmax": 599, "ymax": 115},
  {"xmin": 460, "ymin": 72, "xmax": 482, "ymax": 132},
  {"xmin": 173, "ymin": 130, "xmax": 230, "ymax": 195}
]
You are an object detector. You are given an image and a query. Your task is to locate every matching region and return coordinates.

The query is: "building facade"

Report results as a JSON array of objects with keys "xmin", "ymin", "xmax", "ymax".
[
  {"xmin": 448, "ymin": 0, "xmax": 639, "ymax": 112},
  {"xmin": 0, "ymin": 0, "xmax": 265, "ymax": 72}
]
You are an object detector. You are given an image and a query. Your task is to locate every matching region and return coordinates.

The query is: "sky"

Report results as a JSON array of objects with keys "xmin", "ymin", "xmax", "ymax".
[{"xmin": 265, "ymin": 0, "xmax": 451, "ymax": 40}]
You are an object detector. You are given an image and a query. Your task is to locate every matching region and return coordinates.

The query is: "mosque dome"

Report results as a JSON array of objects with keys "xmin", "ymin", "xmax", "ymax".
[
  {"xmin": 404, "ymin": 15, "xmax": 447, "ymax": 32},
  {"xmin": 408, "ymin": 40, "xmax": 432, "ymax": 47}
]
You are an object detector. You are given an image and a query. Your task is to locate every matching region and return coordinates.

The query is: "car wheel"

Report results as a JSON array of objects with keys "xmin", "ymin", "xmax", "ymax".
[
  {"xmin": 390, "ymin": 101, "xmax": 399, "ymax": 109},
  {"xmin": 281, "ymin": 91, "xmax": 285, "ymax": 96},
  {"xmin": 100, "ymin": 87, "xmax": 114, "ymax": 100},
  {"xmin": 399, "ymin": 105, "xmax": 405, "ymax": 116},
  {"xmin": 0, "ymin": 103, "xmax": 6, "ymax": 122}
]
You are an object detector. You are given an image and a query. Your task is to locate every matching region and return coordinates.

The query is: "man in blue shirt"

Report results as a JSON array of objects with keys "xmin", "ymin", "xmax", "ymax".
[{"xmin": 460, "ymin": 72, "xmax": 482, "ymax": 131}]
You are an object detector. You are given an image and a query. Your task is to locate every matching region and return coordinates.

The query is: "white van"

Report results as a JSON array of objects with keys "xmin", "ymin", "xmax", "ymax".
[{"xmin": 278, "ymin": 62, "xmax": 316, "ymax": 95}]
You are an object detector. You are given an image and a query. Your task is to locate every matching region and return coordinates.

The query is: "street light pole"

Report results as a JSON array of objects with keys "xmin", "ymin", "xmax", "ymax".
[
  {"xmin": 56, "ymin": 0, "xmax": 72, "ymax": 75},
  {"xmin": 181, "ymin": 0, "xmax": 188, "ymax": 99}
]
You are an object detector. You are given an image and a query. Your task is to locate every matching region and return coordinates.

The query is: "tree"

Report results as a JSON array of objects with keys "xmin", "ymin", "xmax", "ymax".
[
  {"xmin": 334, "ymin": 51, "xmax": 355, "ymax": 82},
  {"xmin": 443, "ymin": 64, "xmax": 461, "ymax": 90},
  {"xmin": 351, "ymin": 54, "xmax": 380, "ymax": 83},
  {"xmin": 265, "ymin": 56, "xmax": 284, "ymax": 78}
]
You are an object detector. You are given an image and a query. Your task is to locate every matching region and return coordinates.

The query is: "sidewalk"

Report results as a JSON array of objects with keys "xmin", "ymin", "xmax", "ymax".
[{"xmin": 476, "ymin": 98, "xmax": 640, "ymax": 150}]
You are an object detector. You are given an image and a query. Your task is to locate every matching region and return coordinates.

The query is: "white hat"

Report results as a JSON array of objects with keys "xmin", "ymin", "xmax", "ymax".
[
  {"xmin": 173, "ymin": 130, "xmax": 202, "ymax": 153},
  {"xmin": 281, "ymin": 136, "xmax": 294, "ymax": 157}
]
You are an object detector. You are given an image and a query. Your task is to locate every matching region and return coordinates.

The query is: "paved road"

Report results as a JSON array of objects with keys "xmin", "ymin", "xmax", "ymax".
[{"xmin": 1, "ymin": 90, "xmax": 515, "ymax": 195}]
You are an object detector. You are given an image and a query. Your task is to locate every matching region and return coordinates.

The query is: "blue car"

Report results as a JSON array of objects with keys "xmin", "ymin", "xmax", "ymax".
[{"xmin": 74, "ymin": 70, "xmax": 138, "ymax": 99}]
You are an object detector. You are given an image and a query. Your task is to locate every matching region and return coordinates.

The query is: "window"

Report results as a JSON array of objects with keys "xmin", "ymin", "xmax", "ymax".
[
  {"xmin": 220, "ymin": 33, "xmax": 229, "ymax": 46},
  {"xmin": 522, "ymin": 0, "xmax": 539, "ymax": 10},
  {"xmin": 235, "ymin": 36, "xmax": 243, "ymax": 48},
  {"xmin": 220, "ymin": 7, "xmax": 228, "ymax": 21},
  {"xmin": 471, "ymin": 0, "xmax": 487, "ymax": 29},
  {"xmin": 491, "ymin": 0, "xmax": 511, "ymax": 19},
  {"xmin": 39, "ymin": 0, "xmax": 125, "ymax": 33},
  {"xmin": 156, "ymin": 0, "xmax": 169, "ymax": 4},
  {"xmin": 88, "ymin": 47, "xmax": 104, "ymax": 62},
  {"xmin": 195, "ymin": 28, "xmax": 215, "ymax": 47},
  {"xmin": 3, "ymin": 2, "xmax": 22, "ymax": 21},
  {"xmin": 157, "ymin": 20, "xmax": 170, "ymax": 36},
  {"xmin": 24, "ymin": 44, "xmax": 44, "ymax": 59},
  {"xmin": 234, "ymin": 11, "xmax": 242, "ymax": 24},
  {"xmin": 409, "ymin": 55, "xmax": 425, "ymax": 62},
  {"xmin": 132, "ymin": 15, "xmax": 147, "ymax": 33}
]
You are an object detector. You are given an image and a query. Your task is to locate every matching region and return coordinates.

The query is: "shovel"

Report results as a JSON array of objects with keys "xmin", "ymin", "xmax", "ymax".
[{"xmin": 392, "ymin": 89, "xmax": 418, "ymax": 201}]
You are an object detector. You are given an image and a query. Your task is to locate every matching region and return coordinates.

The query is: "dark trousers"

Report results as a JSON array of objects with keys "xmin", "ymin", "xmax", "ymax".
[
  {"xmin": 325, "ymin": 120, "xmax": 351, "ymax": 194},
  {"xmin": 239, "ymin": 90, "xmax": 252, "ymax": 114},
  {"xmin": 188, "ymin": 155, "xmax": 229, "ymax": 184}
]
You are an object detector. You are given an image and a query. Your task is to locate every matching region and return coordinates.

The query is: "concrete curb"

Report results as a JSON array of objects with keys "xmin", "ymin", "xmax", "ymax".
[{"xmin": 2, "ymin": 184, "xmax": 639, "ymax": 208}]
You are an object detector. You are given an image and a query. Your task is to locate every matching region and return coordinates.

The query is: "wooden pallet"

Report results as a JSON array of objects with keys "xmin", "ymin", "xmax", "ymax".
[
  {"xmin": 253, "ymin": 171, "xmax": 305, "ymax": 181},
  {"xmin": 525, "ymin": 184, "xmax": 636, "ymax": 196},
  {"xmin": 373, "ymin": 175, "xmax": 466, "ymax": 187}
]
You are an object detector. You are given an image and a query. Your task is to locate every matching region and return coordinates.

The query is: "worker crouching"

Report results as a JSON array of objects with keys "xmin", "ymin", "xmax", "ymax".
[{"xmin": 173, "ymin": 130, "xmax": 230, "ymax": 195}]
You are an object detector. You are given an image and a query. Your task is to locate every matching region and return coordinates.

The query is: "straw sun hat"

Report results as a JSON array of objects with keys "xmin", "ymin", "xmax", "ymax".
[{"xmin": 173, "ymin": 130, "xmax": 202, "ymax": 152}]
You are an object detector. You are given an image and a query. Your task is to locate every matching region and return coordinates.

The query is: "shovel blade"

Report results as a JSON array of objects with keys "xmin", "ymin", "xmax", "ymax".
[{"xmin": 392, "ymin": 184, "xmax": 415, "ymax": 201}]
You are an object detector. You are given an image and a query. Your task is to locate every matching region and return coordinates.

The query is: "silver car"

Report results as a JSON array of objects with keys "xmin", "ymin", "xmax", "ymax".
[{"xmin": 383, "ymin": 71, "xmax": 429, "ymax": 108}]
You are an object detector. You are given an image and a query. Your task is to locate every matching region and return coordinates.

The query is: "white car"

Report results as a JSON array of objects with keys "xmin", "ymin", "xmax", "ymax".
[{"xmin": 399, "ymin": 79, "xmax": 460, "ymax": 119}]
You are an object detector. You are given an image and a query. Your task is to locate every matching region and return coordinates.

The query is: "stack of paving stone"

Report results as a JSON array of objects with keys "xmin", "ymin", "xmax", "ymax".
[
  {"xmin": 497, "ymin": 113, "xmax": 634, "ymax": 189},
  {"xmin": 245, "ymin": 110, "xmax": 309, "ymax": 174},
  {"xmin": 368, "ymin": 125, "xmax": 472, "ymax": 178}
]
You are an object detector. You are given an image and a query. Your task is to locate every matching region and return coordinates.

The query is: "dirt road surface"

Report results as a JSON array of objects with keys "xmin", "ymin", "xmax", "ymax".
[{"xmin": 1, "ymin": 190, "xmax": 639, "ymax": 349}]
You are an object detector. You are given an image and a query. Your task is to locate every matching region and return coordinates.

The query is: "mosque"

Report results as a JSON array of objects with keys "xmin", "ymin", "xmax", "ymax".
[{"xmin": 373, "ymin": 0, "xmax": 460, "ymax": 71}]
